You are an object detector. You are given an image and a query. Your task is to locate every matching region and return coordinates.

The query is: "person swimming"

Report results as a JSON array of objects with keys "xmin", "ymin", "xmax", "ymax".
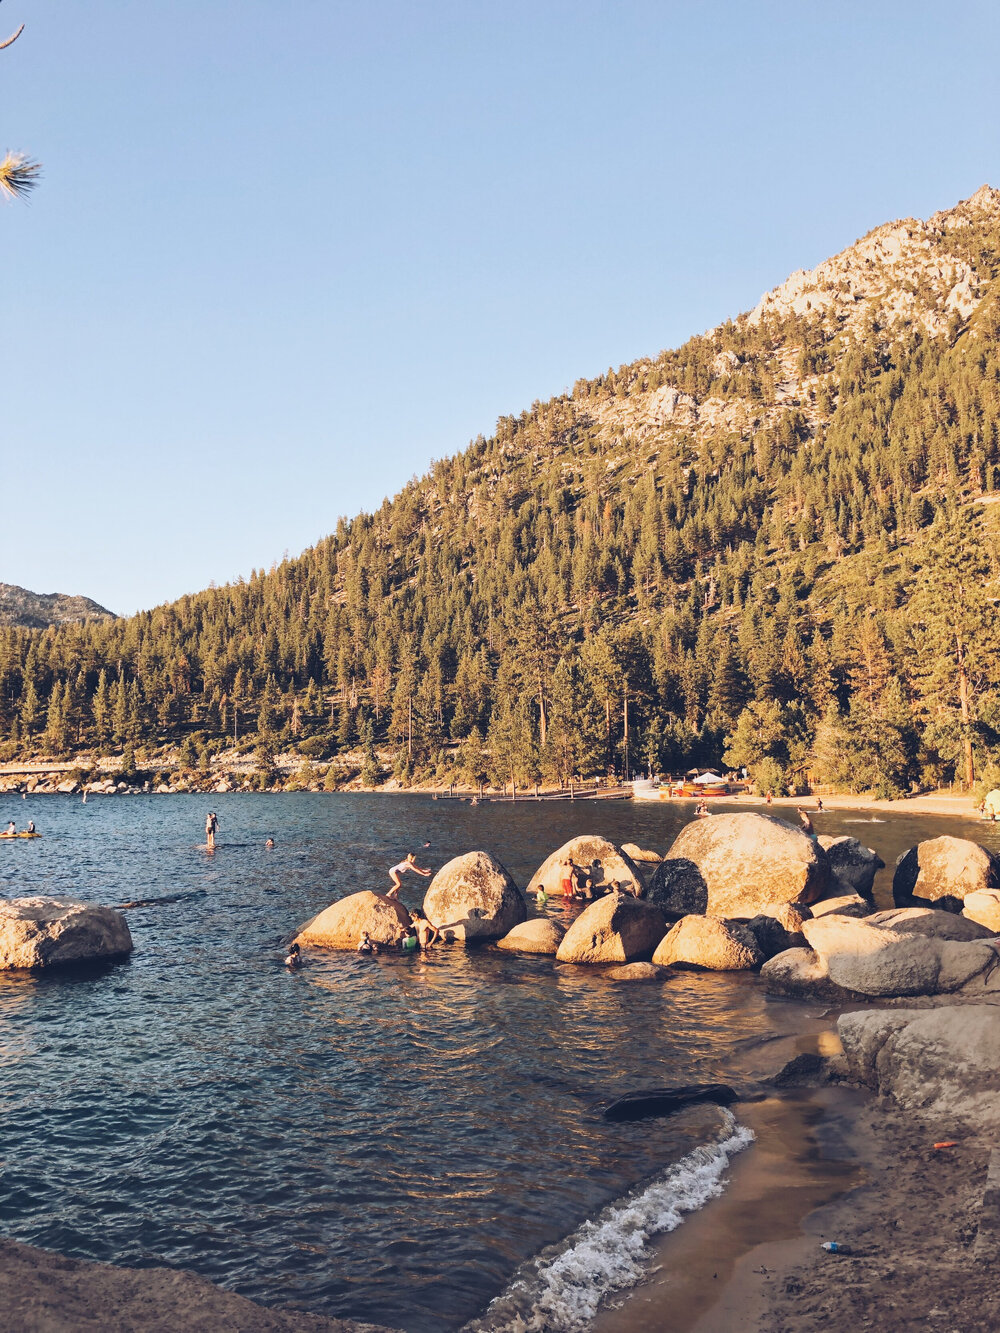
[
  {"xmin": 535, "ymin": 884, "xmax": 548, "ymax": 907},
  {"xmin": 387, "ymin": 852, "xmax": 431, "ymax": 896},
  {"xmin": 284, "ymin": 942, "xmax": 302, "ymax": 968},
  {"xmin": 357, "ymin": 931, "xmax": 376, "ymax": 954},
  {"xmin": 797, "ymin": 807, "xmax": 815, "ymax": 836},
  {"xmin": 409, "ymin": 909, "xmax": 441, "ymax": 950},
  {"xmin": 265, "ymin": 837, "xmax": 275, "ymax": 849}
]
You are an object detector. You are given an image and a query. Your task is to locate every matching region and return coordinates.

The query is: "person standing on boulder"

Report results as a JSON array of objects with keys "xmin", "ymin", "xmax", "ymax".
[
  {"xmin": 205, "ymin": 811, "xmax": 219, "ymax": 850},
  {"xmin": 387, "ymin": 851, "xmax": 431, "ymax": 896}
]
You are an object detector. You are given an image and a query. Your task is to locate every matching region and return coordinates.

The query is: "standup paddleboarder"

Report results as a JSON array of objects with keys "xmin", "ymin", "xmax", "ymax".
[{"xmin": 205, "ymin": 811, "xmax": 218, "ymax": 850}]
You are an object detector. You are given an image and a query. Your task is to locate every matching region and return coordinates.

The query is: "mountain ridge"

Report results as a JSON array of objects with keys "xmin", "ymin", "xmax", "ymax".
[{"xmin": 0, "ymin": 583, "xmax": 114, "ymax": 630}]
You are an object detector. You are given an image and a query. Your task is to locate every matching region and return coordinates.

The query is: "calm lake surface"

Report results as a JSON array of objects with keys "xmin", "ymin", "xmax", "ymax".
[{"xmin": 0, "ymin": 793, "xmax": 996, "ymax": 1330}]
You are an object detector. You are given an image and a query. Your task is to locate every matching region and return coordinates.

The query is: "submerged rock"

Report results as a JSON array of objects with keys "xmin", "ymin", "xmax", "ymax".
[
  {"xmin": 603, "ymin": 1083, "xmax": 738, "ymax": 1122},
  {"xmin": 496, "ymin": 918, "xmax": 565, "ymax": 954},
  {"xmin": 893, "ymin": 835, "xmax": 1000, "ymax": 912},
  {"xmin": 529, "ymin": 836, "xmax": 643, "ymax": 898},
  {"xmin": 652, "ymin": 915, "xmax": 763, "ymax": 971},
  {"xmin": 604, "ymin": 962, "xmax": 667, "ymax": 982},
  {"xmin": 817, "ymin": 835, "xmax": 883, "ymax": 899},
  {"xmin": 295, "ymin": 891, "xmax": 410, "ymax": 950},
  {"xmin": 556, "ymin": 892, "xmax": 666, "ymax": 964},
  {"xmin": 647, "ymin": 813, "xmax": 828, "ymax": 918},
  {"xmin": 0, "ymin": 897, "xmax": 132, "ymax": 971},
  {"xmin": 422, "ymin": 851, "xmax": 525, "ymax": 941}
]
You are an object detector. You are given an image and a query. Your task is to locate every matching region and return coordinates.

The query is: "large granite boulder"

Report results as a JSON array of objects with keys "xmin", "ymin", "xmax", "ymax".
[
  {"xmin": 0, "ymin": 897, "xmax": 133, "ymax": 970},
  {"xmin": 422, "ymin": 851, "xmax": 525, "ymax": 941},
  {"xmin": 496, "ymin": 918, "xmax": 565, "ymax": 955},
  {"xmin": 529, "ymin": 837, "xmax": 643, "ymax": 898},
  {"xmin": 295, "ymin": 890, "xmax": 410, "ymax": 949},
  {"xmin": 817, "ymin": 835, "xmax": 884, "ymax": 899},
  {"xmin": 647, "ymin": 813, "xmax": 828, "ymax": 917},
  {"xmin": 838, "ymin": 1006, "xmax": 1000, "ymax": 1132},
  {"xmin": 652, "ymin": 916, "xmax": 763, "ymax": 971},
  {"xmin": 893, "ymin": 835, "xmax": 1000, "ymax": 912},
  {"xmin": 555, "ymin": 892, "xmax": 666, "ymax": 964},
  {"xmin": 963, "ymin": 889, "xmax": 1000, "ymax": 933},
  {"xmin": 761, "ymin": 912, "xmax": 1000, "ymax": 1000}
]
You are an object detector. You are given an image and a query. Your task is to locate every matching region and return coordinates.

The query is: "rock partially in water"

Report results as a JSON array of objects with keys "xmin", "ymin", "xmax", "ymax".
[
  {"xmin": 556, "ymin": 892, "xmax": 666, "ymax": 964},
  {"xmin": 652, "ymin": 915, "xmax": 763, "ymax": 971},
  {"xmin": 893, "ymin": 835, "xmax": 1000, "ymax": 912},
  {"xmin": 295, "ymin": 891, "xmax": 410, "ymax": 950},
  {"xmin": 838, "ymin": 1006, "xmax": 1000, "ymax": 1132},
  {"xmin": 604, "ymin": 962, "xmax": 668, "ymax": 982},
  {"xmin": 423, "ymin": 851, "xmax": 525, "ymax": 941},
  {"xmin": 529, "ymin": 836, "xmax": 643, "ymax": 898},
  {"xmin": 647, "ymin": 813, "xmax": 828, "ymax": 918},
  {"xmin": 817, "ymin": 835, "xmax": 883, "ymax": 899},
  {"xmin": 496, "ymin": 918, "xmax": 565, "ymax": 954},
  {"xmin": 0, "ymin": 897, "xmax": 132, "ymax": 971},
  {"xmin": 603, "ymin": 1083, "xmax": 738, "ymax": 1122},
  {"xmin": 867, "ymin": 907, "xmax": 994, "ymax": 941}
]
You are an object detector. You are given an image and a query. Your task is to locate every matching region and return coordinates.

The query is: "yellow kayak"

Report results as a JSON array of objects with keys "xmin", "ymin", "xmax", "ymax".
[{"xmin": 0, "ymin": 832, "xmax": 41, "ymax": 839}]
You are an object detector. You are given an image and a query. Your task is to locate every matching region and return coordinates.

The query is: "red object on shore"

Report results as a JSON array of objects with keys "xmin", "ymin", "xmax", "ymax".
[{"xmin": 932, "ymin": 1141, "xmax": 959, "ymax": 1150}]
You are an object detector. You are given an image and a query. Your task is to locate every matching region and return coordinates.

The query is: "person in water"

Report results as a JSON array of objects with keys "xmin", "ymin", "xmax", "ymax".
[
  {"xmin": 797, "ymin": 807, "xmax": 815, "ymax": 836},
  {"xmin": 534, "ymin": 884, "xmax": 548, "ymax": 907},
  {"xmin": 265, "ymin": 837, "xmax": 275, "ymax": 849},
  {"xmin": 386, "ymin": 852, "xmax": 431, "ymax": 896},
  {"xmin": 205, "ymin": 811, "xmax": 218, "ymax": 850},
  {"xmin": 284, "ymin": 942, "xmax": 302, "ymax": 968},
  {"xmin": 559, "ymin": 858, "xmax": 576, "ymax": 897},
  {"xmin": 695, "ymin": 799, "xmax": 710, "ymax": 818},
  {"xmin": 357, "ymin": 931, "xmax": 376, "ymax": 954},
  {"xmin": 409, "ymin": 909, "xmax": 441, "ymax": 950},
  {"xmin": 398, "ymin": 923, "xmax": 419, "ymax": 952}
]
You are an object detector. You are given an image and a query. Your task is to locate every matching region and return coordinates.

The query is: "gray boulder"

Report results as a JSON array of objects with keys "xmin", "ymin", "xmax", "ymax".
[
  {"xmin": 423, "ymin": 851, "xmax": 525, "ymax": 941},
  {"xmin": 556, "ymin": 892, "xmax": 666, "ymax": 964},
  {"xmin": 963, "ymin": 889, "xmax": 1000, "ymax": 933},
  {"xmin": 529, "ymin": 836, "xmax": 643, "ymax": 898},
  {"xmin": 0, "ymin": 897, "xmax": 133, "ymax": 971},
  {"xmin": 652, "ymin": 915, "xmax": 763, "ymax": 971},
  {"xmin": 647, "ymin": 813, "xmax": 828, "ymax": 917},
  {"xmin": 866, "ymin": 907, "xmax": 994, "ymax": 941},
  {"xmin": 838, "ymin": 1006, "xmax": 1000, "ymax": 1132},
  {"xmin": 817, "ymin": 835, "xmax": 884, "ymax": 899},
  {"xmin": 810, "ymin": 893, "xmax": 872, "ymax": 919},
  {"xmin": 496, "ymin": 918, "xmax": 565, "ymax": 955},
  {"xmin": 760, "ymin": 913, "xmax": 1000, "ymax": 1000},
  {"xmin": 296, "ymin": 890, "xmax": 410, "ymax": 950},
  {"xmin": 893, "ymin": 835, "xmax": 1000, "ymax": 912},
  {"xmin": 621, "ymin": 843, "xmax": 663, "ymax": 864},
  {"xmin": 741, "ymin": 910, "xmax": 806, "ymax": 958}
]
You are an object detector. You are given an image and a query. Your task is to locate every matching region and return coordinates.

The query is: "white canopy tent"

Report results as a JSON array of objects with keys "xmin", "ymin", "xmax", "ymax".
[{"xmin": 692, "ymin": 772, "xmax": 728, "ymax": 786}]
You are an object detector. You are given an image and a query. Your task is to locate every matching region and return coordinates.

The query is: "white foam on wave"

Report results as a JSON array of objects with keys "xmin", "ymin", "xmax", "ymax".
[{"xmin": 464, "ymin": 1110, "xmax": 754, "ymax": 1332}]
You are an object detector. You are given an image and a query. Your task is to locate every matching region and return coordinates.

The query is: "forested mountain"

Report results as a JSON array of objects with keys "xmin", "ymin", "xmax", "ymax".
[
  {"xmin": 0, "ymin": 583, "xmax": 113, "ymax": 630},
  {"xmin": 4, "ymin": 186, "xmax": 1000, "ymax": 797}
]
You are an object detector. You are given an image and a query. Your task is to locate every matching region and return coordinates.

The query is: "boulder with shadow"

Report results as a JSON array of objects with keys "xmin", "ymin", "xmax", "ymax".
[
  {"xmin": 647, "ymin": 813, "xmax": 828, "ymax": 918},
  {"xmin": 892, "ymin": 835, "xmax": 1000, "ymax": 913},
  {"xmin": 422, "ymin": 850, "xmax": 525, "ymax": 942},
  {"xmin": 530, "ymin": 836, "xmax": 644, "ymax": 899},
  {"xmin": 555, "ymin": 892, "xmax": 666, "ymax": 964},
  {"xmin": 295, "ymin": 890, "xmax": 410, "ymax": 950},
  {"xmin": 652, "ymin": 915, "xmax": 764, "ymax": 971},
  {"xmin": 817, "ymin": 835, "xmax": 883, "ymax": 900},
  {"xmin": 0, "ymin": 897, "xmax": 133, "ymax": 971},
  {"xmin": 496, "ymin": 918, "xmax": 565, "ymax": 955}
]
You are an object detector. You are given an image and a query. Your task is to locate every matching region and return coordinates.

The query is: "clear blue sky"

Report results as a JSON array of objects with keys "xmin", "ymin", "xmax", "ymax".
[{"xmin": 3, "ymin": 0, "xmax": 998, "ymax": 614}]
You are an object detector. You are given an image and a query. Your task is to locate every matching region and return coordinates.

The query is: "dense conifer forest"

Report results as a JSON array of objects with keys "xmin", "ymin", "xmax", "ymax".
[{"xmin": 5, "ymin": 190, "xmax": 1000, "ymax": 797}]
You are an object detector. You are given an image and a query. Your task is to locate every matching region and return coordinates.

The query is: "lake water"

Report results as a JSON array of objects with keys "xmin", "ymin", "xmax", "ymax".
[{"xmin": 0, "ymin": 794, "xmax": 996, "ymax": 1330}]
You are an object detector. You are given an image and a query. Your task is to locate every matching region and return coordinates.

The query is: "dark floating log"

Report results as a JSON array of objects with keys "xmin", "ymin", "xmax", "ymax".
[{"xmin": 602, "ymin": 1082, "xmax": 739, "ymax": 1122}]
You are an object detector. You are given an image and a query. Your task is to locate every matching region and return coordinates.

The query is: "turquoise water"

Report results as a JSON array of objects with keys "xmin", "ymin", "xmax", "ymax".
[{"xmin": 0, "ymin": 794, "xmax": 992, "ymax": 1329}]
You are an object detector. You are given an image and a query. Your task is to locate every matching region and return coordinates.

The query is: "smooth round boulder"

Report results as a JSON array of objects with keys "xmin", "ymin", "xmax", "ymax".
[
  {"xmin": 652, "ymin": 915, "xmax": 764, "ymax": 971},
  {"xmin": 529, "ymin": 837, "xmax": 643, "ymax": 898},
  {"xmin": 295, "ymin": 890, "xmax": 410, "ymax": 950},
  {"xmin": 892, "ymin": 836, "xmax": 1000, "ymax": 912},
  {"xmin": 422, "ymin": 850, "xmax": 525, "ymax": 941},
  {"xmin": 817, "ymin": 835, "xmax": 884, "ymax": 899},
  {"xmin": 496, "ymin": 918, "xmax": 565, "ymax": 954},
  {"xmin": 621, "ymin": 843, "xmax": 663, "ymax": 864},
  {"xmin": 0, "ymin": 897, "xmax": 133, "ymax": 970},
  {"xmin": 647, "ymin": 813, "xmax": 828, "ymax": 917},
  {"xmin": 556, "ymin": 892, "xmax": 666, "ymax": 964},
  {"xmin": 605, "ymin": 962, "xmax": 667, "ymax": 982},
  {"xmin": 962, "ymin": 889, "xmax": 1000, "ymax": 933}
]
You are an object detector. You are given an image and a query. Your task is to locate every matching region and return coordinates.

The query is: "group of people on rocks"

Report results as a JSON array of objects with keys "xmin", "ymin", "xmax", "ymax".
[{"xmin": 533, "ymin": 855, "xmax": 632, "ymax": 906}]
